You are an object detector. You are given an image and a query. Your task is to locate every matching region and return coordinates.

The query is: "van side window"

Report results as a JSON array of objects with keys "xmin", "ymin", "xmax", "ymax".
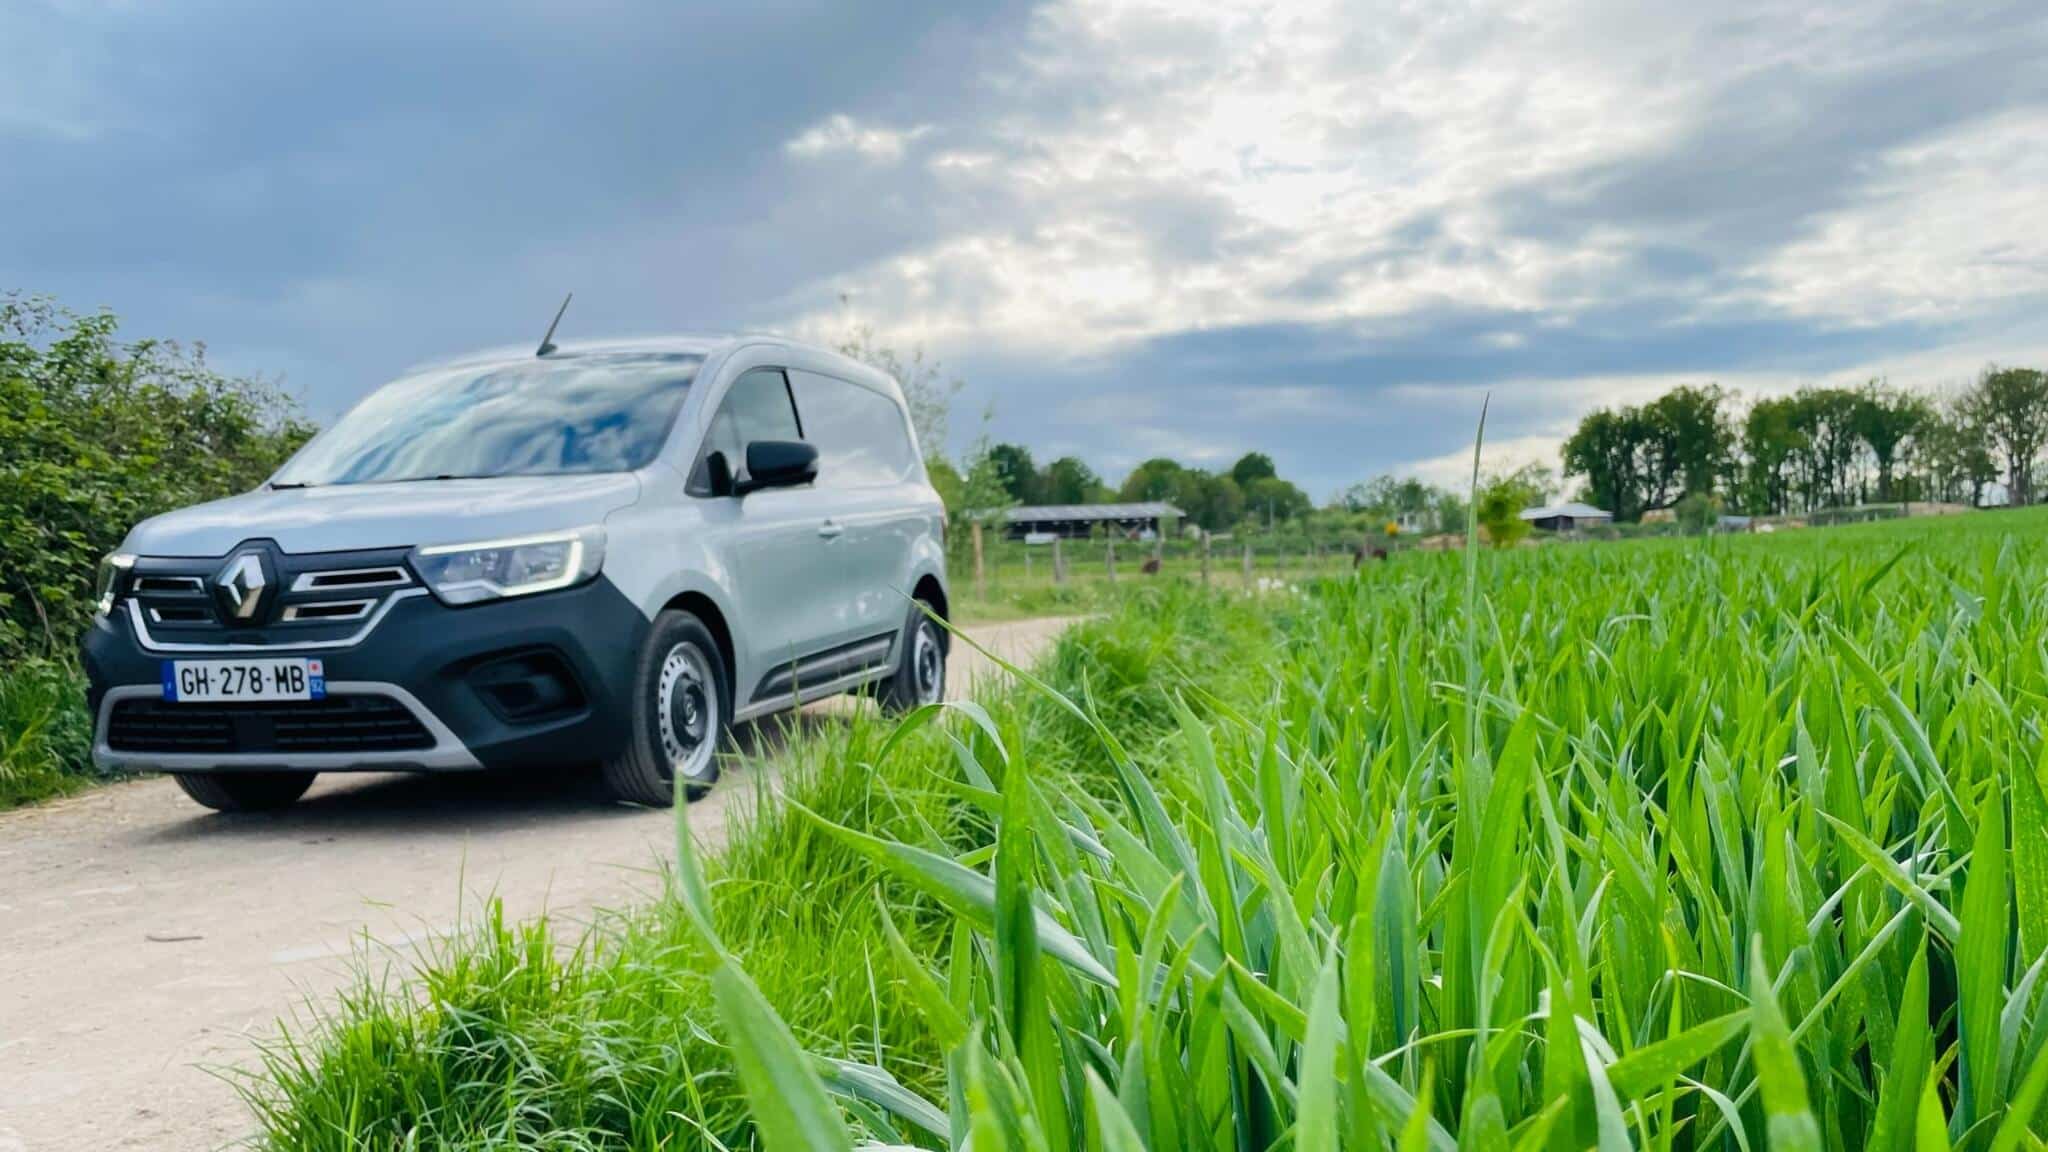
[
  {"xmin": 691, "ymin": 367, "xmax": 800, "ymax": 494},
  {"xmin": 788, "ymin": 370, "xmax": 916, "ymax": 488}
]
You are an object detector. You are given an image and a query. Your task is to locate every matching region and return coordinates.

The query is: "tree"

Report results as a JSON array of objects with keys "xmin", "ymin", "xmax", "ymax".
[
  {"xmin": 1118, "ymin": 457, "xmax": 1188, "ymax": 503},
  {"xmin": 1337, "ymin": 474, "xmax": 1453, "ymax": 531},
  {"xmin": 1643, "ymin": 385, "xmax": 1732, "ymax": 501},
  {"xmin": 1739, "ymin": 396, "xmax": 1803, "ymax": 515},
  {"xmin": 1243, "ymin": 475, "xmax": 1311, "ymax": 524},
  {"xmin": 1964, "ymin": 366, "xmax": 2048, "ymax": 505},
  {"xmin": 1190, "ymin": 473, "xmax": 1245, "ymax": 532},
  {"xmin": 1674, "ymin": 490, "xmax": 1721, "ymax": 535},
  {"xmin": 949, "ymin": 435, "xmax": 1016, "ymax": 556},
  {"xmin": 985, "ymin": 442, "xmax": 1040, "ymax": 504},
  {"xmin": 1476, "ymin": 466, "xmax": 1546, "ymax": 549},
  {"xmin": 1560, "ymin": 385, "xmax": 1729, "ymax": 521},
  {"xmin": 1562, "ymin": 407, "xmax": 1650, "ymax": 520},
  {"xmin": 1787, "ymin": 387, "xmax": 1863, "ymax": 511},
  {"xmin": 1230, "ymin": 451, "xmax": 1277, "ymax": 489},
  {"xmin": 1920, "ymin": 394, "xmax": 1995, "ymax": 506},
  {"xmin": 1039, "ymin": 456, "xmax": 1103, "ymax": 505},
  {"xmin": 1851, "ymin": 381, "xmax": 1930, "ymax": 502}
]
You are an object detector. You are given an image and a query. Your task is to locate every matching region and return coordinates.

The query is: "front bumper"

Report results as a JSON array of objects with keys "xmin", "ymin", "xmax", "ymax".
[{"xmin": 83, "ymin": 576, "xmax": 648, "ymax": 774}]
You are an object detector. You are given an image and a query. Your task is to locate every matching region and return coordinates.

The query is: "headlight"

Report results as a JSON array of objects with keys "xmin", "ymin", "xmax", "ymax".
[
  {"xmin": 412, "ymin": 529, "xmax": 604, "ymax": 605},
  {"xmin": 95, "ymin": 553, "xmax": 135, "ymax": 618}
]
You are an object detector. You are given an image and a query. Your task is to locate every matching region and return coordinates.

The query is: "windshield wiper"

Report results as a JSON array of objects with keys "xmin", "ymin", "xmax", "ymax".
[{"xmin": 269, "ymin": 481, "xmax": 315, "ymax": 490}]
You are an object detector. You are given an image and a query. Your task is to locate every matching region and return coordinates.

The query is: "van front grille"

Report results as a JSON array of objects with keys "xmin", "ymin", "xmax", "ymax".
[{"xmin": 106, "ymin": 695, "xmax": 434, "ymax": 755}]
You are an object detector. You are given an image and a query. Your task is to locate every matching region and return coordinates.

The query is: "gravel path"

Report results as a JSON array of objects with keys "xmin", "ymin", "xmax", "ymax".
[{"xmin": 0, "ymin": 616, "xmax": 1074, "ymax": 1152}]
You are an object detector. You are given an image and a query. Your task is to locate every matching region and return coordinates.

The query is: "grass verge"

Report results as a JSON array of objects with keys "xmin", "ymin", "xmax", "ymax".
[
  {"xmin": 0, "ymin": 657, "xmax": 94, "ymax": 809},
  {"xmin": 262, "ymin": 509, "xmax": 2048, "ymax": 1148},
  {"xmin": 242, "ymin": 586, "xmax": 1276, "ymax": 1148}
]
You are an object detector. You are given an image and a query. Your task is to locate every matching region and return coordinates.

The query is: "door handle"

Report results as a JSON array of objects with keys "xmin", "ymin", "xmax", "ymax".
[{"xmin": 818, "ymin": 519, "xmax": 844, "ymax": 539}]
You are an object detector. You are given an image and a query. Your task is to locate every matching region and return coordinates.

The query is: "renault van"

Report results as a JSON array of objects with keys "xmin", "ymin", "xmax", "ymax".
[{"xmin": 82, "ymin": 336, "xmax": 950, "ymax": 811}]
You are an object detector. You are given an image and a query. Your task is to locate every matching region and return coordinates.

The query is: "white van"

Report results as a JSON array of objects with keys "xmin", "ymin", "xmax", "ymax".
[{"xmin": 83, "ymin": 336, "xmax": 951, "ymax": 811}]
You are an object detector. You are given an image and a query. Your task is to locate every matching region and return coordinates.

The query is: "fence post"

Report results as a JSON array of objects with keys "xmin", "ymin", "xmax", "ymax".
[
  {"xmin": 1025, "ymin": 547, "xmax": 1033, "ymax": 583},
  {"xmin": 1200, "ymin": 533, "xmax": 1211, "ymax": 586},
  {"xmin": 1243, "ymin": 542, "xmax": 1253, "ymax": 588},
  {"xmin": 1052, "ymin": 537, "xmax": 1066, "ymax": 585},
  {"xmin": 972, "ymin": 521, "xmax": 985, "ymax": 597},
  {"xmin": 1106, "ymin": 536, "xmax": 1117, "ymax": 583}
]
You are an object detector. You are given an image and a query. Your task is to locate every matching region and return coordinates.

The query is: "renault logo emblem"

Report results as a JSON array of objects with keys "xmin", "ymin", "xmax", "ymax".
[{"xmin": 214, "ymin": 552, "xmax": 269, "ymax": 622}]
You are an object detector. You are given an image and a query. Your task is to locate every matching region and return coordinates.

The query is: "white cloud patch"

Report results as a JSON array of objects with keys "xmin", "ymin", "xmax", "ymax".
[
  {"xmin": 784, "ymin": 0, "xmax": 2046, "ymax": 366},
  {"xmin": 783, "ymin": 113, "xmax": 933, "ymax": 163},
  {"xmin": 1760, "ymin": 110, "xmax": 2048, "ymax": 323}
]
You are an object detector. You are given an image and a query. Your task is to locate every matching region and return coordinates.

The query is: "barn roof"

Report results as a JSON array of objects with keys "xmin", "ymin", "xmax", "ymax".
[
  {"xmin": 1518, "ymin": 501, "xmax": 1613, "ymax": 522},
  {"xmin": 989, "ymin": 502, "xmax": 1184, "ymax": 522}
]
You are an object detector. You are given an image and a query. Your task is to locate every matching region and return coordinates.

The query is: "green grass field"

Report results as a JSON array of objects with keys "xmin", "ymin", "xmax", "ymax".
[{"xmin": 256, "ymin": 509, "xmax": 2048, "ymax": 1149}]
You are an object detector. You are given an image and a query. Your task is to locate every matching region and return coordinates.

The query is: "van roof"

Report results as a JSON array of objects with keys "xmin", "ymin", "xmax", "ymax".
[{"xmin": 411, "ymin": 334, "xmax": 889, "ymax": 389}]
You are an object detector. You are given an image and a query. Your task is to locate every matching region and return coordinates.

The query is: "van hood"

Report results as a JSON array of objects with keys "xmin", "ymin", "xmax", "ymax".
[{"xmin": 123, "ymin": 473, "xmax": 643, "ymax": 558}]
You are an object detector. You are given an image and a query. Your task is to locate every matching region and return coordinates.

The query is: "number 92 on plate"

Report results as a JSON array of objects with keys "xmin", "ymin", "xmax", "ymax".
[{"xmin": 161, "ymin": 658, "xmax": 326, "ymax": 703}]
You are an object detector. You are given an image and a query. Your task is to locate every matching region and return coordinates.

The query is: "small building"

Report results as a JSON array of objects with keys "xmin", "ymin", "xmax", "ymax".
[
  {"xmin": 988, "ymin": 502, "xmax": 1184, "ymax": 541},
  {"xmin": 1518, "ymin": 501, "xmax": 1613, "ymax": 532}
]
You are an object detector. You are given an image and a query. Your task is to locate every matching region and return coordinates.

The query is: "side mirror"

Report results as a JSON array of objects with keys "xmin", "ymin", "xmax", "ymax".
[{"xmin": 735, "ymin": 440, "xmax": 817, "ymax": 496}]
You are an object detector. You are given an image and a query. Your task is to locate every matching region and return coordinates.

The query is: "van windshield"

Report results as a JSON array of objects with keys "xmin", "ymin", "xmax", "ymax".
[{"xmin": 273, "ymin": 353, "xmax": 702, "ymax": 487}]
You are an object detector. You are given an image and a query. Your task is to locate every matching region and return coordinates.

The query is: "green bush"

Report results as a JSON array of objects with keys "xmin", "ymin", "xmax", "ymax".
[
  {"xmin": 0, "ymin": 293, "xmax": 312, "ymax": 805},
  {"xmin": 0, "ymin": 656, "xmax": 94, "ymax": 807},
  {"xmin": 0, "ymin": 293, "xmax": 313, "ymax": 661}
]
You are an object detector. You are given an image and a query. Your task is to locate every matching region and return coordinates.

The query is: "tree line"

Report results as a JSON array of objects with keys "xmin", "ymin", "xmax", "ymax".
[
  {"xmin": 1563, "ymin": 367, "xmax": 2048, "ymax": 521},
  {"xmin": 929, "ymin": 443, "xmax": 1317, "ymax": 534}
]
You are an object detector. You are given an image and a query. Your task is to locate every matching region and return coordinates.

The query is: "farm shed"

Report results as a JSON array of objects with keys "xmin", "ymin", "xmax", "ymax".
[
  {"xmin": 1519, "ymin": 501, "xmax": 1613, "ymax": 532},
  {"xmin": 988, "ymin": 502, "xmax": 1183, "ymax": 541}
]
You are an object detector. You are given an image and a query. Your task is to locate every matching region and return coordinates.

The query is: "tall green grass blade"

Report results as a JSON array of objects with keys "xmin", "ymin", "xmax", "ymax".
[
  {"xmin": 1749, "ymin": 937, "xmax": 1822, "ymax": 1152},
  {"xmin": 1957, "ymin": 782, "xmax": 2009, "ymax": 1127}
]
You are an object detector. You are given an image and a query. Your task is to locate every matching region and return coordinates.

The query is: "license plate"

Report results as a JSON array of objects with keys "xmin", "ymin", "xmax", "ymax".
[{"xmin": 162, "ymin": 658, "xmax": 325, "ymax": 703}]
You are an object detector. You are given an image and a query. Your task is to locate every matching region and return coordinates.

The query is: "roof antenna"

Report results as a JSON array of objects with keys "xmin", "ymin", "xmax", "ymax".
[{"xmin": 536, "ymin": 292, "xmax": 573, "ymax": 357}]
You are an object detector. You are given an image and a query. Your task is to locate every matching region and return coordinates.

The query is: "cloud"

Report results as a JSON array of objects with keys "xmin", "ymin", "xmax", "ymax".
[
  {"xmin": 784, "ymin": 114, "xmax": 933, "ymax": 163},
  {"xmin": 3, "ymin": 0, "xmax": 2045, "ymax": 498},
  {"xmin": 779, "ymin": 0, "xmax": 2046, "ymax": 359}
]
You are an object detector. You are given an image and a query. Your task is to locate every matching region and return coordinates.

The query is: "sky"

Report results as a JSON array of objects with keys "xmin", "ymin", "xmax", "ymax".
[{"xmin": 4, "ymin": 0, "xmax": 2046, "ymax": 501}]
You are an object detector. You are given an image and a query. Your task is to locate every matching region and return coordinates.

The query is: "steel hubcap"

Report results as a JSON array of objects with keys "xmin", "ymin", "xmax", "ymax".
[
  {"xmin": 913, "ymin": 622, "xmax": 944, "ymax": 704},
  {"xmin": 656, "ymin": 642, "xmax": 716, "ymax": 780}
]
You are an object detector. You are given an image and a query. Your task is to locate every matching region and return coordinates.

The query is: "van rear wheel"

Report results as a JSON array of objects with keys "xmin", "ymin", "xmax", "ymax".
[
  {"xmin": 174, "ymin": 771, "xmax": 316, "ymax": 812},
  {"xmin": 878, "ymin": 600, "xmax": 947, "ymax": 715},
  {"xmin": 603, "ymin": 609, "xmax": 730, "ymax": 807}
]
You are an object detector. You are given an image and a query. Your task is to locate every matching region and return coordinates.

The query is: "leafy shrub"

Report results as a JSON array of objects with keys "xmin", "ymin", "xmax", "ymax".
[
  {"xmin": 0, "ymin": 656, "xmax": 94, "ymax": 807},
  {"xmin": 1674, "ymin": 488, "xmax": 1721, "ymax": 534},
  {"xmin": 0, "ymin": 292, "xmax": 313, "ymax": 661},
  {"xmin": 0, "ymin": 293, "xmax": 312, "ymax": 806}
]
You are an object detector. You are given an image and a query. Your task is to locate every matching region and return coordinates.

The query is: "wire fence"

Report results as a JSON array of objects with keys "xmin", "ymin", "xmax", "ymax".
[{"xmin": 952, "ymin": 528, "xmax": 1403, "ymax": 596}]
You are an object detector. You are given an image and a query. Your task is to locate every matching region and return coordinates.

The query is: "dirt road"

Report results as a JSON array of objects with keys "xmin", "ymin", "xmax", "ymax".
[{"xmin": 0, "ymin": 617, "xmax": 1072, "ymax": 1152}]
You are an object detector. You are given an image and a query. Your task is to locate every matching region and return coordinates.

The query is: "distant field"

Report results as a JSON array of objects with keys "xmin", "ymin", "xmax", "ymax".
[{"xmin": 225, "ymin": 510, "xmax": 2048, "ymax": 1148}]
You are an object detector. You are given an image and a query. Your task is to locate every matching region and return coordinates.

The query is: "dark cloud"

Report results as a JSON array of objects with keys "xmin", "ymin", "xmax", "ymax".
[
  {"xmin": 0, "ymin": 0, "xmax": 1032, "ymax": 411},
  {"xmin": 4, "ymin": 0, "xmax": 2046, "ymax": 501}
]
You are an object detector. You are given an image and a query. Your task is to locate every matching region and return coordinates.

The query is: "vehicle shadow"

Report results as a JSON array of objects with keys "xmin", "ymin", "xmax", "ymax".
[{"xmin": 133, "ymin": 708, "xmax": 855, "ymax": 845}]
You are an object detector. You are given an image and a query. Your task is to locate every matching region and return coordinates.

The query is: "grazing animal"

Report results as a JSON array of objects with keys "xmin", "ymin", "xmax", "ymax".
[{"xmin": 1141, "ymin": 556, "xmax": 1162, "ymax": 575}]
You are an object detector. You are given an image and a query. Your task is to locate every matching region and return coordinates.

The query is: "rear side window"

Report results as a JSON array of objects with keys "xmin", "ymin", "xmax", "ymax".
[
  {"xmin": 691, "ymin": 367, "xmax": 801, "ymax": 493},
  {"xmin": 789, "ymin": 370, "xmax": 916, "ymax": 488}
]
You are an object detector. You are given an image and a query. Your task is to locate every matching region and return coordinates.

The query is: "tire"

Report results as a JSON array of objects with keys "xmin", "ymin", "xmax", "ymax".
[
  {"xmin": 173, "ymin": 770, "xmax": 316, "ymax": 813},
  {"xmin": 878, "ymin": 599, "xmax": 948, "ymax": 715},
  {"xmin": 602, "ymin": 609, "xmax": 730, "ymax": 806}
]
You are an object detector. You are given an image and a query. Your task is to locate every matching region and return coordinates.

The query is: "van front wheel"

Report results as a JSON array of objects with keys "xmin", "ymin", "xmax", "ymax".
[
  {"xmin": 604, "ymin": 609, "xmax": 730, "ymax": 807},
  {"xmin": 174, "ymin": 771, "xmax": 316, "ymax": 812}
]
